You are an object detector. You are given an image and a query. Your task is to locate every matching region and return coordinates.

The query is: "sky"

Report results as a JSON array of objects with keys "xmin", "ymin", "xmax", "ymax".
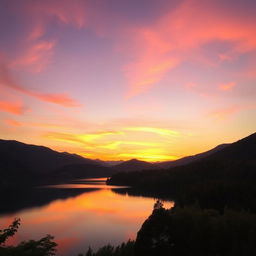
[{"xmin": 0, "ymin": 0, "xmax": 255, "ymax": 162}]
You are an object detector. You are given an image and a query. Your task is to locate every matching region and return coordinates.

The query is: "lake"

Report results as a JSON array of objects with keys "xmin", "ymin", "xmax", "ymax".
[{"xmin": 0, "ymin": 178, "xmax": 174, "ymax": 256}]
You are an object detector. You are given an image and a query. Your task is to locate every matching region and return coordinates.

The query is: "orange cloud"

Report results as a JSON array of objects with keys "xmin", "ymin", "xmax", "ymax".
[
  {"xmin": 219, "ymin": 82, "xmax": 236, "ymax": 91},
  {"xmin": 0, "ymin": 101, "xmax": 25, "ymax": 115},
  {"xmin": 0, "ymin": 62, "xmax": 80, "ymax": 107},
  {"xmin": 32, "ymin": 92, "xmax": 80, "ymax": 107},
  {"xmin": 208, "ymin": 104, "xmax": 256, "ymax": 120},
  {"xmin": 4, "ymin": 119, "xmax": 22, "ymax": 126}
]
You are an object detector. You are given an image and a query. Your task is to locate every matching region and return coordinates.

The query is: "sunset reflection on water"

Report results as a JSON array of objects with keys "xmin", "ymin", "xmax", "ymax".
[{"xmin": 0, "ymin": 179, "xmax": 173, "ymax": 256}]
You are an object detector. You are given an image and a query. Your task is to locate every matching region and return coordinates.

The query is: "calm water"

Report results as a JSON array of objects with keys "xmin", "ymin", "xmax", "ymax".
[{"xmin": 0, "ymin": 178, "xmax": 173, "ymax": 256}]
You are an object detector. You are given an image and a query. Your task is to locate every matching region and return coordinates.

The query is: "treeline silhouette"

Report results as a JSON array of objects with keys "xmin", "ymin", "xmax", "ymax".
[
  {"xmin": 108, "ymin": 132, "xmax": 256, "ymax": 212},
  {"xmin": 1, "ymin": 133, "xmax": 256, "ymax": 255},
  {"xmin": 78, "ymin": 241, "xmax": 135, "ymax": 256},
  {"xmin": 135, "ymin": 204, "xmax": 256, "ymax": 256},
  {"xmin": 0, "ymin": 219, "xmax": 134, "ymax": 256},
  {"xmin": 0, "ymin": 219, "xmax": 57, "ymax": 256}
]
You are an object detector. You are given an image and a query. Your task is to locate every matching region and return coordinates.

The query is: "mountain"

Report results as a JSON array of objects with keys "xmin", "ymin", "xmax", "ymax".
[
  {"xmin": 100, "ymin": 160, "xmax": 125, "ymax": 166},
  {"xmin": 93, "ymin": 159, "xmax": 125, "ymax": 167},
  {"xmin": 155, "ymin": 143, "xmax": 229, "ymax": 169},
  {"xmin": 114, "ymin": 158, "xmax": 156, "ymax": 172},
  {"xmin": 0, "ymin": 139, "xmax": 114, "ymax": 188},
  {"xmin": 108, "ymin": 132, "xmax": 256, "ymax": 211},
  {"xmin": 0, "ymin": 139, "xmax": 101, "ymax": 173}
]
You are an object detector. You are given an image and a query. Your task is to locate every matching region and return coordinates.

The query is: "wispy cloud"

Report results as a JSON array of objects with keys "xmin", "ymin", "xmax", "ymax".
[
  {"xmin": 0, "ymin": 62, "xmax": 80, "ymax": 107},
  {"xmin": 99, "ymin": 141, "xmax": 159, "ymax": 150},
  {"xmin": 208, "ymin": 105, "xmax": 240, "ymax": 120},
  {"xmin": 12, "ymin": 41, "xmax": 56, "ymax": 73},
  {"xmin": 123, "ymin": 0, "xmax": 256, "ymax": 97},
  {"xmin": 207, "ymin": 104, "xmax": 256, "ymax": 120},
  {"xmin": 125, "ymin": 127, "xmax": 180, "ymax": 136},
  {"xmin": 3, "ymin": 119, "xmax": 22, "ymax": 126},
  {"xmin": 45, "ymin": 131, "xmax": 124, "ymax": 146},
  {"xmin": 219, "ymin": 82, "xmax": 236, "ymax": 91}
]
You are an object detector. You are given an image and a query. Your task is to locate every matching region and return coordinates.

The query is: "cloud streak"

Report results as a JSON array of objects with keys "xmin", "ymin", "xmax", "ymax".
[
  {"xmin": 0, "ymin": 100, "xmax": 25, "ymax": 115},
  {"xmin": 0, "ymin": 62, "xmax": 80, "ymax": 107},
  {"xmin": 125, "ymin": 127, "xmax": 180, "ymax": 136},
  {"xmin": 12, "ymin": 41, "xmax": 56, "ymax": 73}
]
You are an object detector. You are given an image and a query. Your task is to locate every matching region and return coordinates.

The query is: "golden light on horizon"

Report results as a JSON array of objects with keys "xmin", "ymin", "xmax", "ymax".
[{"xmin": 0, "ymin": 0, "xmax": 255, "ymax": 162}]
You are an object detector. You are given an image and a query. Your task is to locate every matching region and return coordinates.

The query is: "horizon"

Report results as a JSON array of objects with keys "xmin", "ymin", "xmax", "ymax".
[
  {"xmin": 1, "ymin": 131, "xmax": 255, "ymax": 163},
  {"xmin": 0, "ymin": 0, "xmax": 256, "ymax": 162}
]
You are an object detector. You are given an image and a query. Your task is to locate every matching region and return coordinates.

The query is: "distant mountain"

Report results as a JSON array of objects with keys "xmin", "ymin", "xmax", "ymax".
[
  {"xmin": 114, "ymin": 159, "xmax": 156, "ymax": 172},
  {"xmin": 93, "ymin": 159, "xmax": 125, "ymax": 167},
  {"xmin": 155, "ymin": 144, "xmax": 229, "ymax": 169},
  {"xmin": 53, "ymin": 163, "xmax": 114, "ymax": 180},
  {"xmin": 108, "ymin": 132, "xmax": 256, "ymax": 211},
  {"xmin": 0, "ymin": 139, "xmax": 114, "ymax": 188},
  {"xmin": 101, "ymin": 160, "xmax": 125, "ymax": 166}
]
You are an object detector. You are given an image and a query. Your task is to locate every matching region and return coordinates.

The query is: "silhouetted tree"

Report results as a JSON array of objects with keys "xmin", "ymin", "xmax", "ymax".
[{"xmin": 0, "ymin": 219, "xmax": 57, "ymax": 256}]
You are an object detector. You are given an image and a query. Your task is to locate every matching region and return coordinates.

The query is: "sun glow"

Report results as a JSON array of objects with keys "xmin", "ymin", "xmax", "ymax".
[{"xmin": 0, "ymin": 0, "xmax": 255, "ymax": 162}]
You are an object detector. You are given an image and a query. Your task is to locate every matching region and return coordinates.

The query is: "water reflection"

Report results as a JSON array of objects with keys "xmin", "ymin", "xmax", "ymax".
[
  {"xmin": 0, "ymin": 187, "xmax": 97, "ymax": 215},
  {"xmin": 0, "ymin": 178, "xmax": 174, "ymax": 256}
]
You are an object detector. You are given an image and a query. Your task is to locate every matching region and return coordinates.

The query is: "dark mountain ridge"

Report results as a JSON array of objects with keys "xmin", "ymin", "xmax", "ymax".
[
  {"xmin": 0, "ymin": 139, "xmax": 114, "ymax": 188},
  {"xmin": 113, "ymin": 158, "xmax": 156, "ymax": 172},
  {"xmin": 155, "ymin": 143, "xmax": 229, "ymax": 168},
  {"xmin": 108, "ymin": 132, "xmax": 256, "ymax": 211},
  {"xmin": 0, "ymin": 139, "xmax": 101, "ymax": 174}
]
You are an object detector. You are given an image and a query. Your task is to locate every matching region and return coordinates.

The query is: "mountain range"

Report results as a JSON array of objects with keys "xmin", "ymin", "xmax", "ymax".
[
  {"xmin": 1, "ymin": 133, "xmax": 255, "ymax": 192},
  {"xmin": 0, "ymin": 139, "xmax": 114, "ymax": 188},
  {"xmin": 108, "ymin": 132, "xmax": 256, "ymax": 211}
]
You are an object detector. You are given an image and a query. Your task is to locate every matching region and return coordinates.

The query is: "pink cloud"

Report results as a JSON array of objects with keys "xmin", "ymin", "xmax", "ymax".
[
  {"xmin": 123, "ymin": 0, "xmax": 256, "ymax": 97},
  {"xmin": 219, "ymin": 82, "xmax": 236, "ymax": 91},
  {"xmin": 208, "ymin": 104, "xmax": 256, "ymax": 120},
  {"xmin": 11, "ymin": 40, "xmax": 56, "ymax": 73},
  {"xmin": 7, "ymin": 0, "xmax": 89, "ymax": 74},
  {"xmin": 0, "ymin": 62, "xmax": 80, "ymax": 107},
  {"xmin": 208, "ymin": 105, "xmax": 240, "ymax": 120},
  {"xmin": 28, "ymin": 22, "xmax": 46, "ymax": 41}
]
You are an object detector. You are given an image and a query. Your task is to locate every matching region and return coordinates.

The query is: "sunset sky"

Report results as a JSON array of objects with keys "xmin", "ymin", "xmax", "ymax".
[{"xmin": 0, "ymin": 0, "xmax": 255, "ymax": 161}]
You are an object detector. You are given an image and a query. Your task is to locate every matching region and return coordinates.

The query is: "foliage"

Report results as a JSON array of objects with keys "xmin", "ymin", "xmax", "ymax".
[
  {"xmin": 135, "ymin": 206, "xmax": 256, "ymax": 256},
  {"xmin": 0, "ymin": 218, "xmax": 20, "ymax": 245},
  {"xmin": 79, "ymin": 240, "xmax": 135, "ymax": 256},
  {"xmin": 0, "ymin": 219, "xmax": 57, "ymax": 256}
]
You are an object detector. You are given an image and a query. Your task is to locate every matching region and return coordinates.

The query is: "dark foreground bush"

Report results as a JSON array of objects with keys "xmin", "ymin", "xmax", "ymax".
[
  {"xmin": 78, "ymin": 240, "xmax": 135, "ymax": 256},
  {"xmin": 135, "ymin": 205, "xmax": 256, "ymax": 256},
  {"xmin": 0, "ymin": 218, "xmax": 57, "ymax": 256}
]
